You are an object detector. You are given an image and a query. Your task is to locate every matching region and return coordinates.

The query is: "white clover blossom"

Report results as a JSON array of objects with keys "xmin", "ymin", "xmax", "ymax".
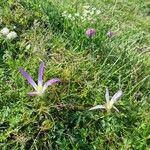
[
  {"xmin": 90, "ymin": 11, "xmax": 94, "ymax": 15},
  {"xmin": 0, "ymin": 27, "xmax": 9, "ymax": 36},
  {"xmin": 89, "ymin": 87, "xmax": 123, "ymax": 112},
  {"xmin": 62, "ymin": 5, "xmax": 101, "ymax": 22},
  {"xmin": 26, "ymin": 44, "xmax": 31, "ymax": 50},
  {"xmin": 62, "ymin": 11, "xmax": 67, "ymax": 17},
  {"xmin": 96, "ymin": 10, "xmax": 101, "ymax": 15},
  {"xmin": 6, "ymin": 31, "xmax": 17, "ymax": 39},
  {"xmin": 83, "ymin": 13, "xmax": 88, "ymax": 17},
  {"xmin": 75, "ymin": 13, "xmax": 80, "ymax": 17},
  {"xmin": 83, "ymin": 5, "xmax": 90, "ymax": 9},
  {"xmin": 92, "ymin": 7, "xmax": 96, "ymax": 11},
  {"xmin": 83, "ymin": 9, "xmax": 90, "ymax": 14},
  {"xmin": 67, "ymin": 14, "xmax": 72, "ymax": 19}
]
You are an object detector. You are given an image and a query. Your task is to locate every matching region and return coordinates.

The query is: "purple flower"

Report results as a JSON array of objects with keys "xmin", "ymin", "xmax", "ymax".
[
  {"xmin": 19, "ymin": 62, "xmax": 60, "ymax": 96},
  {"xmin": 85, "ymin": 28, "xmax": 96, "ymax": 37},
  {"xmin": 89, "ymin": 87, "xmax": 123, "ymax": 112},
  {"xmin": 106, "ymin": 31, "xmax": 113, "ymax": 38}
]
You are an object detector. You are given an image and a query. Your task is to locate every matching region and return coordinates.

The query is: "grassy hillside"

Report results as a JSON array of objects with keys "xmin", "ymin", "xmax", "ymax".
[{"xmin": 0, "ymin": 0, "xmax": 150, "ymax": 149}]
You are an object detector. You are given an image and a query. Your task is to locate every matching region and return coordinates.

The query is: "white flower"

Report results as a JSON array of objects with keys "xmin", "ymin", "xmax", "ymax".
[
  {"xmin": 67, "ymin": 14, "xmax": 72, "ymax": 19},
  {"xmin": 89, "ymin": 87, "xmax": 123, "ymax": 112},
  {"xmin": 92, "ymin": 7, "xmax": 96, "ymax": 11},
  {"xmin": 96, "ymin": 10, "xmax": 101, "ymax": 15},
  {"xmin": 83, "ymin": 9, "xmax": 89, "ymax": 14},
  {"xmin": 75, "ymin": 13, "xmax": 80, "ymax": 17},
  {"xmin": 83, "ymin": 5, "xmax": 90, "ymax": 9},
  {"xmin": 80, "ymin": 16, "xmax": 84, "ymax": 20},
  {"xmin": 90, "ymin": 11, "xmax": 94, "ymax": 15},
  {"xmin": 63, "ymin": 11, "xmax": 67, "ymax": 14},
  {"xmin": 62, "ymin": 11, "xmax": 67, "ymax": 17},
  {"xmin": 6, "ymin": 31, "xmax": 17, "ymax": 39},
  {"xmin": 87, "ymin": 17, "xmax": 92, "ymax": 21},
  {"xmin": 26, "ymin": 44, "xmax": 31, "ymax": 50},
  {"xmin": 83, "ymin": 13, "xmax": 88, "ymax": 17},
  {"xmin": 71, "ymin": 17, "xmax": 75, "ymax": 21},
  {"xmin": 0, "ymin": 27, "xmax": 9, "ymax": 36}
]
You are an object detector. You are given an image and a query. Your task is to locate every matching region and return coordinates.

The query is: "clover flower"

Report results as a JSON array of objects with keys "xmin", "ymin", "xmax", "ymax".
[
  {"xmin": 85, "ymin": 28, "xmax": 96, "ymax": 37},
  {"xmin": 19, "ymin": 62, "xmax": 60, "ymax": 96},
  {"xmin": 0, "ymin": 27, "xmax": 18, "ymax": 39},
  {"xmin": 89, "ymin": 87, "xmax": 123, "ymax": 112},
  {"xmin": 0, "ymin": 27, "xmax": 9, "ymax": 36},
  {"xmin": 6, "ymin": 31, "xmax": 17, "ymax": 39},
  {"xmin": 107, "ymin": 31, "xmax": 113, "ymax": 38},
  {"xmin": 96, "ymin": 10, "xmax": 101, "ymax": 15}
]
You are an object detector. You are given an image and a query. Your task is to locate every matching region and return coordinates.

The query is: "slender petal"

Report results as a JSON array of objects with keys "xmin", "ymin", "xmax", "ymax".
[
  {"xmin": 105, "ymin": 87, "xmax": 109, "ymax": 103},
  {"xmin": 111, "ymin": 90, "xmax": 123, "ymax": 103},
  {"xmin": 27, "ymin": 91, "xmax": 38, "ymax": 96},
  {"xmin": 113, "ymin": 106, "xmax": 119, "ymax": 112},
  {"xmin": 38, "ymin": 61, "xmax": 44, "ymax": 85},
  {"xmin": 19, "ymin": 67, "xmax": 37, "ymax": 90},
  {"xmin": 43, "ymin": 78, "xmax": 61, "ymax": 91},
  {"xmin": 89, "ymin": 105, "xmax": 105, "ymax": 110}
]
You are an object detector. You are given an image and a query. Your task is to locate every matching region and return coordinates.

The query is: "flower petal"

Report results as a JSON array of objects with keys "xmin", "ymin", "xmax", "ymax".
[
  {"xmin": 19, "ymin": 67, "xmax": 37, "ymax": 90},
  {"xmin": 111, "ymin": 90, "xmax": 123, "ymax": 103},
  {"xmin": 113, "ymin": 106, "xmax": 119, "ymax": 112},
  {"xmin": 105, "ymin": 87, "xmax": 109, "ymax": 103},
  {"xmin": 38, "ymin": 61, "xmax": 44, "ymax": 85},
  {"xmin": 27, "ymin": 91, "xmax": 38, "ymax": 96},
  {"xmin": 89, "ymin": 105, "xmax": 105, "ymax": 110},
  {"xmin": 43, "ymin": 78, "xmax": 61, "ymax": 91}
]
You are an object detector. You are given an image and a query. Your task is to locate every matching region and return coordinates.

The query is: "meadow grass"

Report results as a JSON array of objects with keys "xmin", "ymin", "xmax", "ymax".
[{"xmin": 0, "ymin": 0, "xmax": 150, "ymax": 149}]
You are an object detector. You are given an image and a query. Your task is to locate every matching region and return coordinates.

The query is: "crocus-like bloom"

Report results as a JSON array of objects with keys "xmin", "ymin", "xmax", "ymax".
[
  {"xmin": 6, "ymin": 31, "xmax": 17, "ymax": 39},
  {"xmin": 89, "ymin": 87, "xmax": 123, "ymax": 112},
  {"xmin": 0, "ymin": 27, "xmax": 10, "ymax": 36},
  {"xmin": 19, "ymin": 62, "xmax": 60, "ymax": 96},
  {"xmin": 85, "ymin": 28, "xmax": 96, "ymax": 37},
  {"xmin": 106, "ymin": 31, "xmax": 113, "ymax": 38}
]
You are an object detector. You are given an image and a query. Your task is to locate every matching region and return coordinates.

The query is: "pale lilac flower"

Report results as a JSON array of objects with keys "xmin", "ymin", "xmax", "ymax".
[
  {"xmin": 106, "ymin": 31, "xmax": 113, "ymax": 38},
  {"xmin": 85, "ymin": 28, "xmax": 96, "ymax": 37},
  {"xmin": 19, "ymin": 62, "xmax": 60, "ymax": 96},
  {"xmin": 89, "ymin": 87, "xmax": 123, "ymax": 112},
  {"xmin": 0, "ymin": 27, "xmax": 9, "ymax": 36},
  {"xmin": 6, "ymin": 31, "xmax": 17, "ymax": 39}
]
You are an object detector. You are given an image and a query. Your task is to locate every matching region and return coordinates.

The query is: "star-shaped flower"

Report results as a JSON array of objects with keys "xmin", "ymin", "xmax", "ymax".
[
  {"xmin": 19, "ymin": 62, "xmax": 60, "ymax": 96},
  {"xmin": 89, "ymin": 87, "xmax": 123, "ymax": 112}
]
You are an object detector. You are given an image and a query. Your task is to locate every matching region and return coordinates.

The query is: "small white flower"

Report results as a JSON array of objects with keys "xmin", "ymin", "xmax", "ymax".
[
  {"xmin": 83, "ymin": 5, "xmax": 90, "ymax": 9},
  {"xmin": 96, "ymin": 10, "xmax": 101, "ymax": 15},
  {"xmin": 90, "ymin": 11, "xmax": 94, "ymax": 15},
  {"xmin": 71, "ymin": 17, "xmax": 75, "ymax": 21},
  {"xmin": 13, "ymin": 26, "xmax": 17, "ymax": 29},
  {"xmin": 6, "ymin": 31, "xmax": 17, "ymax": 39},
  {"xmin": 83, "ymin": 9, "xmax": 89, "ymax": 14},
  {"xmin": 89, "ymin": 87, "xmax": 123, "ymax": 112},
  {"xmin": 0, "ymin": 27, "xmax": 9, "ymax": 36},
  {"xmin": 92, "ymin": 7, "xmax": 96, "ymax": 11},
  {"xmin": 75, "ymin": 13, "xmax": 80, "ymax": 17},
  {"xmin": 62, "ymin": 11, "xmax": 67, "ymax": 17},
  {"xmin": 83, "ymin": 13, "xmax": 88, "ymax": 17},
  {"xmin": 67, "ymin": 14, "xmax": 72, "ymax": 19},
  {"xmin": 26, "ymin": 44, "xmax": 31, "ymax": 50},
  {"xmin": 63, "ymin": 11, "xmax": 67, "ymax": 14},
  {"xmin": 87, "ymin": 17, "xmax": 92, "ymax": 21},
  {"xmin": 80, "ymin": 16, "xmax": 84, "ymax": 20},
  {"xmin": 62, "ymin": 14, "xmax": 67, "ymax": 17}
]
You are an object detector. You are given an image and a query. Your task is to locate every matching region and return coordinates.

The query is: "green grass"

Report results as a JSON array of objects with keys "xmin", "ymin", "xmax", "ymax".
[{"xmin": 0, "ymin": 0, "xmax": 150, "ymax": 149}]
